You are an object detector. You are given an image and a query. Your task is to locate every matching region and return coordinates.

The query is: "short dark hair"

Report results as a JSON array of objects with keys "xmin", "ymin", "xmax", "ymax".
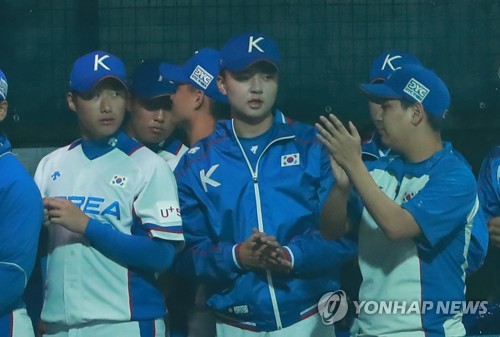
[{"xmin": 400, "ymin": 98, "xmax": 444, "ymax": 131}]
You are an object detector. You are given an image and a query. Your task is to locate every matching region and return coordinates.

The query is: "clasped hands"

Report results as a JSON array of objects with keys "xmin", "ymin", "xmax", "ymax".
[{"xmin": 237, "ymin": 228, "xmax": 292, "ymax": 274}]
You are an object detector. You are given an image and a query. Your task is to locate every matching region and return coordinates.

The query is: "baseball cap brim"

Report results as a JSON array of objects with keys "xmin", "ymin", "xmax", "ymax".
[
  {"xmin": 223, "ymin": 58, "xmax": 279, "ymax": 73},
  {"xmin": 83, "ymin": 75, "xmax": 127, "ymax": 93},
  {"xmin": 360, "ymin": 83, "xmax": 403, "ymax": 101}
]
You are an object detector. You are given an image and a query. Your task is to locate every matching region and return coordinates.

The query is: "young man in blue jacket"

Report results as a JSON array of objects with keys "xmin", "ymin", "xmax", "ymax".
[
  {"xmin": 0, "ymin": 68, "xmax": 44, "ymax": 337},
  {"xmin": 174, "ymin": 32, "xmax": 349, "ymax": 336}
]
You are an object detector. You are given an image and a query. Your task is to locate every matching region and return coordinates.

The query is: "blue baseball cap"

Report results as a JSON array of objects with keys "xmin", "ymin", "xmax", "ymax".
[
  {"xmin": 220, "ymin": 32, "xmax": 280, "ymax": 73},
  {"xmin": 130, "ymin": 59, "xmax": 177, "ymax": 99},
  {"xmin": 361, "ymin": 64, "xmax": 450, "ymax": 118},
  {"xmin": 369, "ymin": 51, "xmax": 421, "ymax": 83},
  {"xmin": 0, "ymin": 68, "xmax": 7, "ymax": 100},
  {"xmin": 70, "ymin": 50, "xmax": 127, "ymax": 93},
  {"xmin": 160, "ymin": 48, "xmax": 227, "ymax": 103}
]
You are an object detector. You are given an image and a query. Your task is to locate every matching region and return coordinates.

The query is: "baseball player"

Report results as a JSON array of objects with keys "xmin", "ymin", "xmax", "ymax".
[
  {"xmin": 362, "ymin": 50, "xmax": 488, "ymax": 275},
  {"xmin": 127, "ymin": 59, "xmax": 188, "ymax": 170},
  {"xmin": 174, "ymin": 32, "xmax": 356, "ymax": 336},
  {"xmin": 34, "ymin": 51, "xmax": 184, "ymax": 337},
  {"xmin": 159, "ymin": 48, "xmax": 229, "ymax": 337},
  {"xmin": 317, "ymin": 64, "xmax": 478, "ymax": 336},
  {"xmin": 0, "ymin": 68, "xmax": 44, "ymax": 337},
  {"xmin": 160, "ymin": 48, "xmax": 229, "ymax": 147},
  {"xmin": 361, "ymin": 51, "xmax": 421, "ymax": 161}
]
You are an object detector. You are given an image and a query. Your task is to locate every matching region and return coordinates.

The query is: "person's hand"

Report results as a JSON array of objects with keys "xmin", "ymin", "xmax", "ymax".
[
  {"xmin": 237, "ymin": 228, "xmax": 268, "ymax": 270},
  {"xmin": 328, "ymin": 154, "xmax": 352, "ymax": 192},
  {"xmin": 43, "ymin": 197, "xmax": 90, "ymax": 234},
  {"xmin": 488, "ymin": 216, "xmax": 500, "ymax": 248},
  {"xmin": 237, "ymin": 229, "xmax": 292, "ymax": 273},
  {"xmin": 315, "ymin": 114, "xmax": 362, "ymax": 175},
  {"xmin": 42, "ymin": 208, "xmax": 51, "ymax": 227},
  {"xmin": 257, "ymin": 235, "xmax": 292, "ymax": 273}
]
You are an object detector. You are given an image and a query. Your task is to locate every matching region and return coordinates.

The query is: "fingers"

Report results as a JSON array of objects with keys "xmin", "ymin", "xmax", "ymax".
[{"xmin": 348, "ymin": 120, "xmax": 361, "ymax": 141}]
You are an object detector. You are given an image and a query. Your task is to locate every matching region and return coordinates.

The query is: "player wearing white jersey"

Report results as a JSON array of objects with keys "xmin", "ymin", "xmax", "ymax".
[
  {"xmin": 127, "ymin": 59, "xmax": 188, "ymax": 171},
  {"xmin": 34, "ymin": 51, "xmax": 183, "ymax": 337},
  {"xmin": 318, "ymin": 65, "xmax": 476, "ymax": 336}
]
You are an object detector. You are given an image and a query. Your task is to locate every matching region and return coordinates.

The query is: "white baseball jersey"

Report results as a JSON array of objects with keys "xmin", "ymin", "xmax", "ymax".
[
  {"xmin": 155, "ymin": 137, "xmax": 188, "ymax": 171},
  {"xmin": 34, "ymin": 131, "xmax": 184, "ymax": 326}
]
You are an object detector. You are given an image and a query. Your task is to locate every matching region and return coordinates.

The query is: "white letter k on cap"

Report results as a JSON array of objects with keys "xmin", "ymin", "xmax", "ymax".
[
  {"xmin": 94, "ymin": 54, "xmax": 111, "ymax": 71},
  {"xmin": 248, "ymin": 36, "xmax": 264, "ymax": 53},
  {"xmin": 381, "ymin": 54, "xmax": 403, "ymax": 72}
]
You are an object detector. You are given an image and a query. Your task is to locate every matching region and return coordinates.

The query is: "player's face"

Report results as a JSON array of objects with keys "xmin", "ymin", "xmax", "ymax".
[
  {"xmin": 126, "ymin": 95, "xmax": 175, "ymax": 144},
  {"xmin": 375, "ymin": 99, "xmax": 413, "ymax": 150},
  {"xmin": 368, "ymin": 101, "xmax": 383, "ymax": 131},
  {"xmin": 218, "ymin": 62, "xmax": 278, "ymax": 124},
  {"xmin": 68, "ymin": 78, "xmax": 127, "ymax": 140},
  {"xmin": 170, "ymin": 84, "xmax": 198, "ymax": 125}
]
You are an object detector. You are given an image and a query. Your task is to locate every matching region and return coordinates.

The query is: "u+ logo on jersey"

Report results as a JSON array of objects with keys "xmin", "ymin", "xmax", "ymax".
[{"xmin": 200, "ymin": 164, "xmax": 221, "ymax": 192}]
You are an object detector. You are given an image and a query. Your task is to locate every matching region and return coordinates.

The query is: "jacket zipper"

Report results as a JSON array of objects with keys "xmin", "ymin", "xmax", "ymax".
[{"xmin": 232, "ymin": 121, "xmax": 294, "ymax": 330}]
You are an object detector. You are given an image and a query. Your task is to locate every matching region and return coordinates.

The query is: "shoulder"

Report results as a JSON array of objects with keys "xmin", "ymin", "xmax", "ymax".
[
  {"xmin": 430, "ymin": 144, "xmax": 476, "ymax": 187},
  {"xmin": 482, "ymin": 145, "xmax": 500, "ymax": 166},
  {"xmin": 0, "ymin": 154, "xmax": 41, "ymax": 202},
  {"xmin": 37, "ymin": 143, "xmax": 75, "ymax": 167}
]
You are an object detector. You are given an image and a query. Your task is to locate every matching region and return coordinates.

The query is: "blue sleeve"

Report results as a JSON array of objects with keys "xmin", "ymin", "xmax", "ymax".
[
  {"xmin": 173, "ymin": 168, "xmax": 241, "ymax": 284},
  {"xmin": 403, "ymin": 167, "xmax": 477, "ymax": 249},
  {"xmin": 286, "ymin": 230, "xmax": 357, "ymax": 277},
  {"xmin": 0, "ymin": 264, "xmax": 26, "ymax": 316},
  {"xmin": 477, "ymin": 147, "xmax": 500, "ymax": 221},
  {"xmin": 317, "ymin": 144, "xmax": 334, "ymax": 207},
  {"xmin": 0, "ymin": 161, "xmax": 44, "ymax": 315},
  {"xmin": 466, "ymin": 207, "xmax": 489, "ymax": 274},
  {"xmin": 285, "ymin": 143, "xmax": 358, "ymax": 277},
  {"xmin": 84, "ymin": 218, "xmax": 176, "ymax": 273}
]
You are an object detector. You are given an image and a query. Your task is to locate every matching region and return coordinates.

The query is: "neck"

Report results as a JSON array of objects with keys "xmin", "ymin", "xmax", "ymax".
[
  {"xmin": 185, "ymin": 111, "xmax": 216, "ymax": 147},
  {"xmin": 233, "ymin": 113, "xmax": 273, "ymax": 138},
  {"xmin": 401, "ymin": 130, "xmax": 443, "ymax": 163}
]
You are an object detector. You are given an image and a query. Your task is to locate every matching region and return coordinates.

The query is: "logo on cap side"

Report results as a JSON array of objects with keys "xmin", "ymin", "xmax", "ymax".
[
  {"xmin": 190, "ymin": 65, "xmax": 213, "ymax": 90},
  {"xmin": 0, "ymin": 78, "xmax": 7, "ymax": 99},
  {"xmin": 403, "ymin": 78, "xmax": 429, "ymax": 102}
]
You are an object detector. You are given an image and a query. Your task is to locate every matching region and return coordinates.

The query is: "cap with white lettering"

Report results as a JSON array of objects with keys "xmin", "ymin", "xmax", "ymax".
[
  {"xmin": 361, "ymin": 64, "xmax": 450, "ymax": 118},
  {"xmin": 70, "ymin": 50, "xmax": 127, "ymax": 93},
  {"xmin": 220, "ymin": 32, "xmax": 280, "ymax": 73},
  {"xmin": 0, "ymin": 68, "xmax": 7, "ymax": 100},
  {"xmin": 369, "ymin": 51, "xmax": 421, "ymax": 84},
  {"xmin": 160, "ymin": 48, "xmax": 227, "ymax": 103}
]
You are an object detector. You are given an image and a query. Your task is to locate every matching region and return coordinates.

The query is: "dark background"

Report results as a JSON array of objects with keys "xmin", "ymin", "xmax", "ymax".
[{"xmin": 0, "ymin": 0, "xmax": 498, "ymax": 174}]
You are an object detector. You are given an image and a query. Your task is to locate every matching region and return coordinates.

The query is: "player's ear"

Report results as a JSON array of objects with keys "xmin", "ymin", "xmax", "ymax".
[
  {"xmin": 411, "ymin": 102, "xmax": 425, "ymax": 126},
  {"xmin": 193, "ymin": 89, "xmax": 204, "ymax": 109},
  {"xmin": 0, "ymin": 100, "xmax": 8, "ymax": 122},
  {"xmin": 217, "ymin": 75, "xmax": 227, "ymax": 95},
  {"xmin": 67, "ymin": 92, "xmax": 77, "ymax": 112}
]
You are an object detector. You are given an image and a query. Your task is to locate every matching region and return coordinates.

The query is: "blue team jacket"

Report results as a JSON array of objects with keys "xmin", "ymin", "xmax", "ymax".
[
  {"xmin": 0, "ymin": 135, "xmax": 43, "ymax": 326},
  {"xmin": 174, "ymin": 116, "xmax": 353, "ymax": 331}
]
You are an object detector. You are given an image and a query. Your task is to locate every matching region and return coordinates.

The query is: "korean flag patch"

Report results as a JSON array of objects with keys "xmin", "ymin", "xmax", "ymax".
[
  {"xmin": 111, "ymin": 175, "xmax": 127, "ymax": 188},
  {"xmin": 281, "ymin": 153, "xmax": 300, "ymax": 167}
]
